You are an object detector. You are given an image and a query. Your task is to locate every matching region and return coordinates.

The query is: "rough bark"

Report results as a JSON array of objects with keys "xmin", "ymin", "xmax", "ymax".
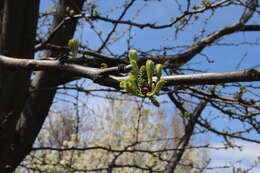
[
  {"xmin": 5, "ymin": 0, "xmax": 85, "ymax": 172},
  {"xmin": 0, "ymin": 0, "xmax": 39, "ymax": 171}
]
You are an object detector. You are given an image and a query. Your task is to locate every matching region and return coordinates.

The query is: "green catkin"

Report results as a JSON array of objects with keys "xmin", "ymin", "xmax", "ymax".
[
  {"xmin": 128, "ymin": 50, "xmax": 138, "ymax": 62},
  {"xmin": 146, "ymin": 60, "xmax": 154, "ymax": 87},
  {"xmin": 125, "ymin": 80, "xmax": 139, "ymax": 96},
  {"xmin": 130, "ymin": 60, "xmax": 139, "ymax": 77},
  {"xmin": 120, "ymin": 80, "xmax": 128, "ymax": 89},
  {"xmin": 137, "ymin": 65, "xmax": 146, "ymax": 87},
  {"xmin": 68, "ymin": 39, "xmax": 79, "ymax": 57},
  {"xmin": 153, "ymin": 79, "xmax": 167, "ymax": 96},
  {"xmin": 156, "ymin": 64, "xmax": 163, "ymax": 81},
  {"xmin": 147, "ymin": 79, "xmax": 166, "ymax": 97},
  {"xmin": 120, "ymin": 50, "xmax": 166, "ymax": 106}
]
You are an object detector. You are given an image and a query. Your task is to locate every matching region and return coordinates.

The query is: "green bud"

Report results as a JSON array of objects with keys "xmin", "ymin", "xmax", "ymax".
[
  {"xmin": 128, "ymin": 50, "xmax": 138, "ymax": 62},
  {"xmin": 156, "ymin": 64, "xmax": 163, "ymax": 81},
  {"xmin": 69, "ymin": 9, "xmax": 74, "ymax": 16},
  {"xmin": 151, "ymin": 82, "xmax": 155, "ymax": 91},
  {"xmin": 184, "ymin": 112, "xmax": 191, "ymax": 118},
  {"xmin": 154, "ymin": 79, "xmax": 166, "ymax": 95},
  {"xmin": 147, "ymin": 79, "xmax": 166, "ymax": 97},
  {"xmin": 137, "ymin": 65, "xmax": 146, "ymax": 87},
  {"xmin": 92, "ymin": 9, "xmax": 99, "ymax": 17},
  {"xmin": 120, "ymin": 57, "xmax": 165, "ymax": 106},
  {"xmin": 139, "ymin": 65, "xmax": 146, "ymax": 77},
  {"xmin": 125, "ymin": 80, "xmax": 144, "ymax": 97},
  {"xmin": 119, "ymin": 80, "xmax": 127, "ymax": 89},
  {"xmin": 100, "ymin": 63, "xmax": 108, "ymax": 69},
  {"xmin": 129, "ymin": 74, "xmax": 136, "ymax": 81},
  {"xmin": 146, "ymin": 60, "xmax": 154, "ymax": 86},
  {"xmin": 130, "ymin": 60, "xmax": 139, "ymax": 77},
  {"xmin": 68, "ymin": 39, "xmax": 79, "ymax": 58}
]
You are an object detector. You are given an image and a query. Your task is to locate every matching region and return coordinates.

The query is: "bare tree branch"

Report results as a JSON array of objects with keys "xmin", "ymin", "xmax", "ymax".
[
  {"xmin": 1, "ymin": 54, "xmax": 259, "ymax": 88},
  {"xmin": 164, "ymin": 101, "xmax": 207, "ymax": 173},
  {"xmin": 239, "ymin": 0, "xmax": 258, "ymax": 24}
]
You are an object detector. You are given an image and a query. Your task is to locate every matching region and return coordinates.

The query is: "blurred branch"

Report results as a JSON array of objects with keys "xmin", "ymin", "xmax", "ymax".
[{"xmin": 164, "ymin": 101, "xmax": 207, "ymax": 173}]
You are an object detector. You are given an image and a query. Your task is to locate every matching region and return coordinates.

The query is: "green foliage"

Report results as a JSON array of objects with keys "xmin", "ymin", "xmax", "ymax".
[
  {"xmin": 155, "ymin": 64, "xmax": 163, "ymax": 82},
  {"xmin": 146, "ymin": 60, "xmax": 154, "ymax": 86},
  {"xmin": 120, "ymin": 50, "xmax": 166, "ymax": 106},
  {"xmin": 66, "ymin": 7, "xmax": 75, "ymax": 16},
  {"xmin": 92, "ymin": 9, "xmax": 99, "ymax": 17},
  {"xmin": 90, "ymin": 3, "xmax": 99, "ymax": 18},
  {"xmin": 68, "ymin": 38, "xmax": 79, "ymax": 58},
  {"xmin": 201, "ymin": 0, "xmax": 211, "ymax": 8},
  {"xmin": 147, "ymin": 79, "xmax": 166, "ymax": 97},
  {"xmin": 128, "ymin": 49, "xmax": 138, "ymax": 62},
  {"xmin": 100, "ymin": 63, "xmax": 108, "ymax": 69}
]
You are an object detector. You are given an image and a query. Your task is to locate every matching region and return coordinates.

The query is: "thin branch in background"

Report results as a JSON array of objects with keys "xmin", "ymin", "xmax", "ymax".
[
  {"xmin": 235, "ymin": 52, "xmax": 247, "ymax": 70},
  {"xmin": 164, "ymin": 101, "xmax": 207, "ymax": 173},
  {"xmin": 97, "ymin": 0, "xmax": 136, "ymax": 52}
]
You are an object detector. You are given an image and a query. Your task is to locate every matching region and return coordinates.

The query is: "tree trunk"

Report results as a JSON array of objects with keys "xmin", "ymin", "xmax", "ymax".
[
  {"xmin": 0, "ymin": 0, "xmax": 39, "ymax": 171},
  {"xmin": 5, "ymin": 0, "xmax": 85, "ymax": 172}
]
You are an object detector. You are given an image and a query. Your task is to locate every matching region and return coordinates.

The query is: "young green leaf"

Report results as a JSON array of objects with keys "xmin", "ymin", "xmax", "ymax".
[
  {"xmin": 146, "ymin": 60, "xmax": 154, "ymax": 87},
  {"xmin": 128, "ymin": 50, "xmax": 138, "ymax": 62},
  {"xmin": 156, "ymin": 64, "xmax": 163, "ymax": 81},
  {"xmin": 137, "ymin": 65, "xmax": 146, "ymax": 87},
  {"xmin": 68, "ymin": 39, "xmax": 79, "ymax": 58},
  {"xmin": 147, "ymin": 79, "xmax": 166, "ymax": 97},
  {"xmin": 130, "ymin": 60, "xmax": 139, "ymax": 77}
]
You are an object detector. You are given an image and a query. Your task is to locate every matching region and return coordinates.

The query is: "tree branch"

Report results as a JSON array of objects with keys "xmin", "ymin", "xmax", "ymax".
[
  {"xmin": 113, "ymin": 68, "xmax": 260, "ymax": 86},
  {"xmin": 1, "ymin": 54, "xmax": 259, "ymax": 88},
  {"xmin": 164, "ymin": 101, "xmax": 207, "ymax": 173}
]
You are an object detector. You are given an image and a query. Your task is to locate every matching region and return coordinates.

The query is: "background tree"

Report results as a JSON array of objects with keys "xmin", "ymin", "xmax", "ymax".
[
  {"xmin": 0, "ymin": 0, "xmax": 259, "ymax": 172},
  {"xmin": 15, "ymin": 98, "xmax": 206, "ymax": 173}
]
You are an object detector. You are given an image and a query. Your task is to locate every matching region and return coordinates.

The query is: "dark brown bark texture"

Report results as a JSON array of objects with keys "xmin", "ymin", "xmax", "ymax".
[
  {"xmin": 0, "ymin": 0, "xmax": 84, "ymax": 172},
  {"xmin": 0, "ymin": 0, "xmax": 40, "ymax": 171}
]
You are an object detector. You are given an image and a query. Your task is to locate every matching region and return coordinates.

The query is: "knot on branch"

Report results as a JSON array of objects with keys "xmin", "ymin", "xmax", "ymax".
[
  {"xmin": 27, "ymin": 61, "xmax": 37, "ymax": 70},
  {"xmin": 247, "ymin": 68, "xmax": 260, "ymax": 78}
]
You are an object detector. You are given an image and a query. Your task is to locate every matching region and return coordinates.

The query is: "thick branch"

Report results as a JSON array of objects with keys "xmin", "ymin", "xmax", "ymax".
[
  {"xmin": 0, "ymin": 55, "xmax": 101, "ymax": 78},
  {"xmin": 164, "ymin": 68, "xmax": 260, "ymax": 85},
  {"xmin": 113, "ymin": 68, "xmax": 260, "ymax": 86},
  {"xmin": 1, "ymin": 54, "xmax": 259, "ymax": 88}
]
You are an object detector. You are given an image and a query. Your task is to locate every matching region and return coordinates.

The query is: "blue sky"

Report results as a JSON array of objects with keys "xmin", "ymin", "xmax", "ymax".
[
  {"xmin": 39, "ymin": 0, "xmax": 260, "ymax": 172},
  {"xmin": 209, "ymin": 141, "xmax": 260, "ymax": 173}
]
